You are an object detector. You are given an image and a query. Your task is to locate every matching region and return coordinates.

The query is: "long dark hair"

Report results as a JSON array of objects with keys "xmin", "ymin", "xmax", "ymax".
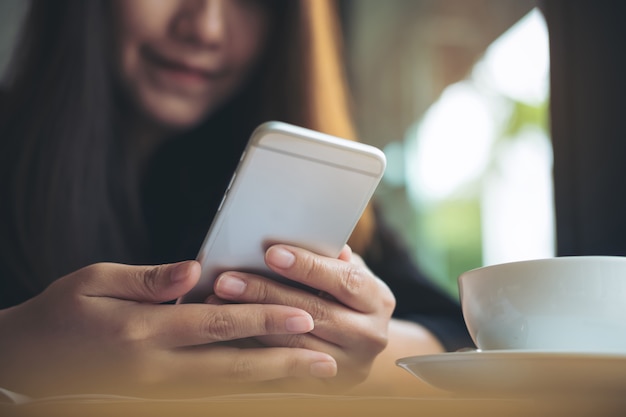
[
  {"xmin": 0, "ymin": 1, "xmax": 128, "ymax": 297},
  {"xmin": 0, "ymin": 0, "xmax": 373, "ymax": 304}
]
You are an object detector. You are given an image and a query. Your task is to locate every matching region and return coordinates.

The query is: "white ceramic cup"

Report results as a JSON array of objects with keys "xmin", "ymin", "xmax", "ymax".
[{"xmin": 458, "ymin": 256, "xmax": 626, "ymax": 353}]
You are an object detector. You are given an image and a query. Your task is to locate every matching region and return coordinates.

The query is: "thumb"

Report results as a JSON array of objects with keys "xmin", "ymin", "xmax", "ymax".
[{"xmin": 80, "ymin": 261, "xmax": 201, "ymax": 303}]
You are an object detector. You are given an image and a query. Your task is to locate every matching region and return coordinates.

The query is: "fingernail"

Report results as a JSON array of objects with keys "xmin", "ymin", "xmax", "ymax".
[
  {"xmin": 171, "ymin": 261, "xmax": 191, "ymax": 283},
  {"xmin": 204, "ymin": 295, "xmax": 223, "ymax": 305},
  {"xmin": 216, "ymin": 274, "xmax": 247, "ymax": 297},
  {"xmin": 310, "ymin": 361, "xmax": 337, "ymax": 378},
  {"xmin": 267, "ymin": 247, "xmax": 296, "ymax": 269},
  {"xmin": 285, "ymin": 315, "xmax": 314, "ymax": 333}
]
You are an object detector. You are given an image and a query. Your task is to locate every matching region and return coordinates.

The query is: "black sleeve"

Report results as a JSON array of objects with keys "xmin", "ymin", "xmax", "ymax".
[{"xmin": 361, "ymin": 206, "xmax": 474, "ymax": 352}]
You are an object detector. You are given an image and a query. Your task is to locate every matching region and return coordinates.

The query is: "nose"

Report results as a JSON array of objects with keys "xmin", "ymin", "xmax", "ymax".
[{"xmin": 173, "ymin": 0, "xmax": 227, "ymax": 47}]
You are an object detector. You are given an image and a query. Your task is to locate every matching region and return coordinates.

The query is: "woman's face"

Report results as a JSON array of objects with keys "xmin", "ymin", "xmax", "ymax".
[{"xmin": 112, "ymin": 0, "xmax": 272, "ymax": 130}]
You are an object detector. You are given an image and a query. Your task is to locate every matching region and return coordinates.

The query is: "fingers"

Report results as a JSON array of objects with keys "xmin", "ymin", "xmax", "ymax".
[
  {"xmin": 170, "ymin": 345, "xmax": 337, "ymax": 384},
  {"xmin": 263, "ymin": 245, "xmax": 394, "ymax": 313},
  {"xmin": 75, "ymin": 261, "xmax": 201, "ymax": 303},
  {"xmin": 212, "ymin": 271, "xmax": 388, "ymax": 350},
  {"xmin": 123, "ymin": 345, "xmax": 337, "ymax": 397},
  {"xmin": 23, "ymin": 261, "xmax": 340, "ymax": 398},
  {"xmin": 138, "ymin": 303, "xmax": 316, "ymax": 348},
  {"xmin": 213, "ymin": 244, "xmax": 395, "ymax": 358},
  {"xmin": 338, "ymin": 244, "xmax": 352, "ymax": 262}
]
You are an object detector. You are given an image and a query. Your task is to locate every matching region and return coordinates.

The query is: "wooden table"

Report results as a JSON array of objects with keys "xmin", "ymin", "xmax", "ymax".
[{"xmin": 2, "ymin": 392, "xmax": 624, "ymax": 417}]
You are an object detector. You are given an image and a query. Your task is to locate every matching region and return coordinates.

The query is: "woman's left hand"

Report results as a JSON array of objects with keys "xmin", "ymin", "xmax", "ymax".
[{"xmin": 211, "ymin": 244, "xmax": 396, "ymax": 392}]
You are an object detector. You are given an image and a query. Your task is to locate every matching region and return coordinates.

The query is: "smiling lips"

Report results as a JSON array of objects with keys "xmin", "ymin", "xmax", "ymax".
[{"xmin": 142, "ymin": 46, "xmax": 228, "ymax": 88}]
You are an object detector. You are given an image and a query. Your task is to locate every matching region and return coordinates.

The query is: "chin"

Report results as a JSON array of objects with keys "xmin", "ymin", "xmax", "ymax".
[
  {"xmin": 147, "ymin": 101, "xmax": 215, "ymax": 131},
  {"xmin": 157, "ymin": 113, "xmax": 206, "ymax": 130},
  {"xmin": 135, "ymin": 84, "xmax": 229, "ymax": 131}
]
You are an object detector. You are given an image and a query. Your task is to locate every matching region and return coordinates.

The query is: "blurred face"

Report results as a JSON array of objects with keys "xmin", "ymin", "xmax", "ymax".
[{"xmin": 112, "ymin": 0, "xmax": 272, "ymax": 130}]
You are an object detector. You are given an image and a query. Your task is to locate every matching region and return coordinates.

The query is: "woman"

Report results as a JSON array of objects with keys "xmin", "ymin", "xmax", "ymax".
[{"xmin": 0, "ymin": 0, "xmax": 471, "ymax": 398}]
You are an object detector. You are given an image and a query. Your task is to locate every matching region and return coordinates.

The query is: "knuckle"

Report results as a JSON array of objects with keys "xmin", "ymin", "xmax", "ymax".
[
  {"xmin": 339, "ymin": 361, "xmax": 370, "ymax": 386},
  {"xmin": 351, "ymin": 321, "xmax": 389, "ymax": 357},
  {"xmin": 115, "ymin": 315, "xmax": 152, "ymax": 346},
  {"xmin": 383, "ymin": 291, "xmax": 396, "ymax": 312},
  {"xmin": 302, "ymin": 297, "xmax": 330, "ymax": 322},
  {"xmin": 140, "ymin": 265, "xmax": 163, "ymax": 298},
  {"xmin": 263, "ymin": 313, "xmax": 276, "ymax": 334},
  {"xmin": 301, "ymin": 255, "xmax": 325, "ymax": 285},
  {"xmin": 201, "ymin": 310, "xmax": 238, "ymax": 341},
  {"xmin": 368, "ymin": 328, "xmax": 389, "ymax": 354},
  {"xmin": 352, "ymin": 366, "xmax": 371, "ymax": 385},
  {"xmin": 73, "ymin": 262, "xmax": 109, "ymax": 290},
  {"xmin": 368, "ymin": 320, "xmax": 390, "ymax": 353},
  {"xmin": 80, "ymin": 262, "xmax": 107, "ymax": 277},
  {"xmin": 230, "ymin": 358, "xmax": 256, "ymax": 381},
  {"xmin": 379, "ymin": 283, "xmax": 396, "ymax": 312},
  {"xmin": 256, "ymin": 281, "xmax": 272, "ymax": 304},
  {"xmin": 56, "ymin": 262, "xmax": 112, "ymax": 305},
  {"xmin": 282, "ymin": 334, "xmax": 306, "ymax": 349},
  {"xmin": 339, "ymin": 265, "xmax": 365, "ymax": 296},
  {"xmin": 285, "ymin": 355, "xmax": 302, "ymax": 376}
]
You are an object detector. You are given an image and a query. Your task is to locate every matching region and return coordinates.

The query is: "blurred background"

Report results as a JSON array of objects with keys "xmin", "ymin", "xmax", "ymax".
[
  {"xmin": 341, "ymin": 0, "xmax": 549, "ymax": 297},
  {"xmin": 0, "ymin": 0, "xmax": 549, "ymax": 298}
]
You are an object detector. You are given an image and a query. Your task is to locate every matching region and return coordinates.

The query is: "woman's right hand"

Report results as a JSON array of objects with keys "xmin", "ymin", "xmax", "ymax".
[{"xmin": 0, "ymin": 261, "xmax": 336, "ymax": 398}]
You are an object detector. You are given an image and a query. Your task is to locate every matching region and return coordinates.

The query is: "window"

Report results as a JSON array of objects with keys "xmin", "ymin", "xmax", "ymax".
[{"xmin": 344, "ymin": 2, "xmax": 550, "ymax": 296}]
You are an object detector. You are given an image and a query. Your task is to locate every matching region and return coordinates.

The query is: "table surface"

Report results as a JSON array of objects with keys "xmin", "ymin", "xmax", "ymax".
[{"xmin": 2, "ymin": 392, "xmax": 625, "ymax": 417}]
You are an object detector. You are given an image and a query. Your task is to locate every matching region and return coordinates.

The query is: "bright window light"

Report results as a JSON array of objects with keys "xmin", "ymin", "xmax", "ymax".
[{"xmin": 404, "ymin": 8, "xmax": 553, "ymax": 270}]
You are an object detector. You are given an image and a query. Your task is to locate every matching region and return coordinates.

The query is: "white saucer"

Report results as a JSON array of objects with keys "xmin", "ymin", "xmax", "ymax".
[{"xmin": 396, "ymin": 350, "xmax": 626, "ymax": 397}]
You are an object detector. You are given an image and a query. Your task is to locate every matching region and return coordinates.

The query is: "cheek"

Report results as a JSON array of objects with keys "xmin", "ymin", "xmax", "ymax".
[
  {"xmin": 113, "ymin": 2, "xmax": 172, "ymax": 83},
  {"xmin": 228, "ymin": 10, "xmax": 271, "ymax": 74}
]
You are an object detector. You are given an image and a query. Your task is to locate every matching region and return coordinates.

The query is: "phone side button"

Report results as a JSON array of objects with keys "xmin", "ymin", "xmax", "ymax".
[
  {"xmin": 227, "ymin": 173, "xmax": 237, "ymax": 191},
  {"xmin": 217, "ymin": 194, "xmax": 227, "ymax": 212}
]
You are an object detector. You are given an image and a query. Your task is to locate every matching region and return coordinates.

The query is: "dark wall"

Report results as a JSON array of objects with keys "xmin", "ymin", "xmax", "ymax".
[{"xmin": 542, "ymin": 0, "xmax": 626, "ymax": 256}]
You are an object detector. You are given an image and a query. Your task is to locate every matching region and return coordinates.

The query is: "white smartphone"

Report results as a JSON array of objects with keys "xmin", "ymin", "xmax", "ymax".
[{"xmin": 178, "ymin": 121, "xmax": 386, "ymax": 303}]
